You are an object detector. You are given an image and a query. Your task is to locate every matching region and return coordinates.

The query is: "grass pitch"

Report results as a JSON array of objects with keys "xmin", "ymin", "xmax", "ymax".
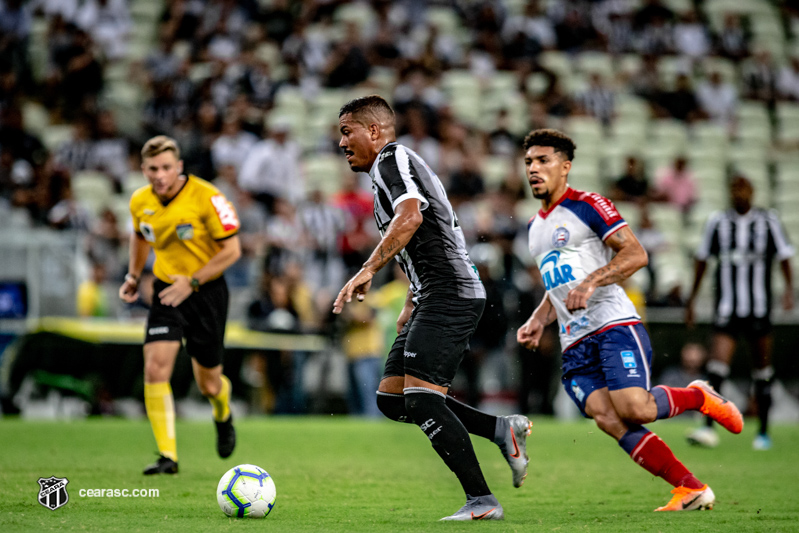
[{"xmin": 1, "ymin": 417, "xmax": 798, "ymax": 532}]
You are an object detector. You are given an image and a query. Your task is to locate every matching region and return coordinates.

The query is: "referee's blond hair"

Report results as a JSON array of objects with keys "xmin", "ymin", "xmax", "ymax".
[{"xmin": 141, "ymin": 135, "xmax": 181, "ymax": 160}]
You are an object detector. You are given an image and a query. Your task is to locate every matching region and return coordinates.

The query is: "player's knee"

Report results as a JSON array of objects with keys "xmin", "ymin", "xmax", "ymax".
[
  {"xmin": 404, "ymin": 390, "xmax": 442, "ymax": 424},
  {"xmin": 197, "ymin": 378, "xmax": 221, "ymax": 397},
  {"xmin": 143, "ymin": 359, "xmax": 169, "ymax": 383},
  {"xmin": 592, "ymin": 411, "xmax": 625, "ymax": 438}
]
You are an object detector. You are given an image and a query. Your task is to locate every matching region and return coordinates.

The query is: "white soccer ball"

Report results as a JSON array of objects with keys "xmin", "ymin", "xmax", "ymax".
[{"xmin": 217, "ymin": 464, "xmax": 276, "ymax": 518}]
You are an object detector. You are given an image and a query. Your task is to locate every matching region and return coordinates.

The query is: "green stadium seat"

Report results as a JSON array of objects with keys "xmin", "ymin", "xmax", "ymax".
[
  {"xmin": 22, "ymin": 101, "xmax": 50, "ymax": 138},
  {"xmin": 72, "ymin": 171, "xmax": 115, "ymax": 217},
  {"xmin": 302, "ymin": 155, "xmax": 346, "ymax": 196},
  {"xmin": 41, "ymin": 125, "xmax": 75, "ymax": 152}
]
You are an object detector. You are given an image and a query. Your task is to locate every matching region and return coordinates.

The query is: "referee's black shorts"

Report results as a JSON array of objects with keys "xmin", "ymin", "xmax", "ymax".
[
  {"xmin": 145, "ymin": 276, "xmax": 229, "ymax": 368},
  {"xmin": 383, "ymin": 297, "xmax": 485, "ymax": 388},
  {"xmin": 713, "ymin": 313, "xmax": 772, "ymax": 338}
]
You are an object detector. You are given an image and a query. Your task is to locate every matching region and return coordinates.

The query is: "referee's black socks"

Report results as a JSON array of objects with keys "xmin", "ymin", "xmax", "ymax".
[{"xmin": 404, "ymin": 387, "xmax": 491, "ymax": 498}]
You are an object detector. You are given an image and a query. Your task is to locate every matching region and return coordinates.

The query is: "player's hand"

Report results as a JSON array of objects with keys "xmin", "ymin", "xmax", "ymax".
[
  {"xmin": 783, "ymin": 289, "xmax": 795, "ymax": 312},
  {"xmin": 685, "ymin": 298, "xmax": 696, "ymax": 329},
  {"xmin": 517, "ymin": 317, "xmax": 544, "ymax": 350},
  {"xmin": 333, "ymin": 268, "xmax": 374, "ymax": 314},
  {"xmin": 565, "ymin": 281, "xmax": 596, "ymax": 312},
  {"xmin": 159, "ymin": 275, "xmax": 193, "ymax": 307},
  {"xmin": 119, "ymin": 277, "xmax": 139, "ymax": 303},
  {"xmin": 396, "ymin": 302, "xmax": 413, "ymax": 334}
]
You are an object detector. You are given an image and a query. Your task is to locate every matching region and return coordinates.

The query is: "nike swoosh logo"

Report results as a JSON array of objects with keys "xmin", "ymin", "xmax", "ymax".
[
  {"xmin": 510, "ymin": 431, "xmax": 521, "ymax": 459},
  {"xmin": 471, "ymin": 507, "xmax": 497, "ymax": 520},
  {"xmin": 681, "ymin": 493, "xmax": 702, "ymax": 510},
  {"xmin": 706, "ymin": 388, "xmax": 728, "ymax": 404}
]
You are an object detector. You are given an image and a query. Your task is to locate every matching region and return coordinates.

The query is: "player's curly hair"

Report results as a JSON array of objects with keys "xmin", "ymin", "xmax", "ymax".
[
  {"xmin": 522, "ymin": 129, "xmax": 577, "ymax": 161},
  {"xmin": 141, "ymin": 135, "xmax": 181, "ymax": 160},
  {"xmin": 339, "ymin": 95, "xmax": 395, "ymax": 126}
]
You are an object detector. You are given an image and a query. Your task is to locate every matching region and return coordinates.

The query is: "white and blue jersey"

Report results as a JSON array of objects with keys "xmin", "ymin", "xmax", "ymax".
[{"xmin": 527, "ymin": 187, "xmax": 640, "ymax": 351}]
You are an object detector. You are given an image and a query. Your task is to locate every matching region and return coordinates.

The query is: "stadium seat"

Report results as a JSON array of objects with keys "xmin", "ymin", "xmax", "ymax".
[
  {"xmin": 22, "ymin": 101, "xmax": 50, "ymax": 138},
  {"xmin": 72, "ymin": 171, "xmax": 115, "ymax": 217},
  {"xmin": 575, "ymin": 51, "xmax": 614, "ymax": 79},
  {"xmin": 426, "ymin": 6, "xmax": 464, "ymax": 36},
  {"xmin": 691, "ymin": 123, "xmax": 729, "ymax": 152},
  {"xmin": 481, "ymin": 156, "xmax": 511, "ymax": 190},
  {"xmin": 302, "ymin": 155, "xmax": 346, "ymax": 196},
  {"xmin": 40, "ymin": 125, "xmax": 75, "ymax": 152},
  {"xmin": 538, "ymin": 51, "xmax": 573, "ymax": 84},
  {"xmin": 650, "ymin": 119, "xmax": 689, "ymax": 150}
]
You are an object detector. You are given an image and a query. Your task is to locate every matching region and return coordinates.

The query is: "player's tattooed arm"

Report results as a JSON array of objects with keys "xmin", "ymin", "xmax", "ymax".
[{"xmin": 565, "ymin": 225, "xmax": 648, "ymax": 311}]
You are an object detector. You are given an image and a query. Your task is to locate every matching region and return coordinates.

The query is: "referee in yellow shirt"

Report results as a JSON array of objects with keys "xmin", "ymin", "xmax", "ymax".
[{"xmin": 119, "ymin": 136, "xmax": 242, "ymax": 474}]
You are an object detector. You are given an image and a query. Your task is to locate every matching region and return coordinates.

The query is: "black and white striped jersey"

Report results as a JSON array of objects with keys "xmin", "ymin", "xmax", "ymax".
[
  {"xmin": 696, "ymin": 207, "xmax": 794, "ymax": 323},
  {"xmin": 369, "ymin": 142, "xmax": 485, "ymax": 302}
]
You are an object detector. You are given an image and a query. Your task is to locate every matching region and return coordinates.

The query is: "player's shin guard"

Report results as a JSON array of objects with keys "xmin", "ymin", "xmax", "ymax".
[
  {"xmin": 209, "ymin": 374, "xmax": 232, "ymax": 422},
  {"xmin": 144, "ymin": 382, "xmax": 177, "ymax": 462},
  {"xmin": 651, "ymin": 385, "xmax": 705, "ymax": 419},
  {"xmin": 753, "ymin": 366, "xmax": 774, "ymax": 436},
  {"xmin": 705, "ymin": 360, "xmax": 730, "ymax": 428},
  {"xmin": 405, "ymin": 387, "xmax": 491, "ymax": 497},
  {"xmin": 377, "ymin": 390, "xmax": 497, "ymax": 440},
  {"xmin": 619, "ymin": 425, "xmax": 703, "ymax": 489}
]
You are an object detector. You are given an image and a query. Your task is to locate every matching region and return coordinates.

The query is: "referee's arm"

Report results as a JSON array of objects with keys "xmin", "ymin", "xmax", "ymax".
[{"xmin": 119, "ymin": 233, "xmax": 151, "ymax": 303}]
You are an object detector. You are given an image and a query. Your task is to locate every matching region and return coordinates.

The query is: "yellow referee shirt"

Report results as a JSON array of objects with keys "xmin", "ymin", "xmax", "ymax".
[{"xmin": 130, "ymin": 175, "xmax": 240, "ymax": 283}]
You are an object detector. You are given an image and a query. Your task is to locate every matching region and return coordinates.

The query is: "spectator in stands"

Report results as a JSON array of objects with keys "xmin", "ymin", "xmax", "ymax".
[
  {"xmin": 142, "ymin": 81, "xmax": 189, "ymax": 138},
  {"xmin": 696, "ymin": 71, "xmax": 738, "ymax": 131},
  {"xmin": 673, "ymin": 10, "xmax": 711, "ymax": 61},
  {"xmin": 742, "ymin": 49, "xmax": 779, "ymax": 106},
  {"xmin": 629, "ymin": 54, "xmax": 662, "ymax": 103},
  {"xmin": 263, "ymin": 196, "xmax": 306, "ymax": 277},
  {"xmin": 341, "ymin": 300, "xmax": 383, "ymax": 417},
  {"xmin": 46, "ymin": 168, "xmax": 91, "ymax": 230},
  {"xmin": 652, "ymin": 156, "xmax": 697, "ymax": 218},
  {"xmin": 658, "ymin": 342, "xmax": 706, "ymax": 389},
  {"xmin": 93, "ymin": 110, "xmax": 130, "ymax": 192},
  {"xmin": 655, "ymin": 73, "xmax": 704, "ymax": 123},
  {"xmin": 448, "ymin": 150, "xmax": 485, "ymax": 202},
  {"xmin": 715, "ymin": 13, "xmax": 750, "ymax": 61},
  {"xmin": 397, "ymin": 105, "xmax": 441, "ymax": 174},
  {"xmin": 777, "ymin": 55, "xmax": 799, "ymax": 101},
  {"xmin": 331, "ymin": 172, "xmax": 376, "ymax": 273},
  {"xmin": 299, "ymin": 188, "xmax": 346, "ymax": 294},
  {"xmin": 76, "ymin": 260, "xmax": 111, "ymax": 317},
  {"xmin": 211, "ymin": 114, "xmax": 258, "ymax": 174},
  {"xmin": 144, "ymin": 30, "xmax": 182, "ymax": 84},
  {"xmin": 75, "ymin": 0, "xmax": 131, "ymax": 60},
  {"xmin": 86, "ymin": 207, "xmax": 124, "ymax": 280},
  {"xmin": 0, "ymin": 106, "xmax": 46, "ymax": 169},
  {"xmin": 238, "ymin": 118, "xmax": 303, "ymax": 211},
  {"xmin": 487, "ymin": 109, "xmax": 519, "ymax": 157},
  {"xmin": 48, "ymin": 26, "xmax": 103, "ymax": 119},
  {"xmin": 55, "ymin": 114, "xmax": 94, "ymax": 176},
  {"xmin": 0, "ymin": 0, "xmax": 33, "ymax": 89},
  {"xmin": 609, "ymin": 155, "xmax": 650, "ymax": 204},
  {"xmin": 632, "ymin": 0, "xmax": 674, "ymax": 56},
  {"xmin": 577, "ymin": 73, "xmax": 616, "ymax": 127},
  {"xmin": 239, "ymin": 47, "xmax": 275, "ymax": 109},
  {"xmin": 635, "ymin": 205, "xmax": 667, "ymax": 301}
]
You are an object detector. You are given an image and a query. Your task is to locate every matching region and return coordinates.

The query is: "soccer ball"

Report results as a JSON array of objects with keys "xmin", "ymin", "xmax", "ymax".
[{"xmin": 217, "ymin": 464, "xmax": 276, "ymax": 518}]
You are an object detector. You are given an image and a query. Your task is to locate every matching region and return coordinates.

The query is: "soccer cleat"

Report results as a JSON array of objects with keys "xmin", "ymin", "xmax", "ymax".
[
  {"xmin": 686, "ymin": 426, "xmax": 720, "ymax": 448},
  {"xmin": 496, "ymin": 415, "xmax": 533, "ymax": 488},
  {"xmin": 753, "ymin": 434, "xmax": 772, "ymax": 451},
  {"xmin": 655, "ymin": 485, "xmax": 715, "ymax": 511},
  {"xmin": 215, "ymin": 414, "xmax": 236, "ymax": 458},
  {"xmin": 440, "ymin": 494, "xmax": 504, "ymax": 521},
  {"xmin": 688, "ymin": 380, "xmax": 744, "ymax": 434},
  {"xmin": 143, "ymin": 455, "xmax": 178, "ymax": 475}
]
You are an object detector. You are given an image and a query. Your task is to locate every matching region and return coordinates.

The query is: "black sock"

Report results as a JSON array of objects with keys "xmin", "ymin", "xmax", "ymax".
[
  {"xmin": 377, "ymin": 391, "xmax": 497, "ymax": 441},
  {"xmin": 754, "ymin": 379, "xmax": 772, "ymax": 436},
  {"xmin": 404, "ymin": 388, "xmax": 491, "ymax": 498}
]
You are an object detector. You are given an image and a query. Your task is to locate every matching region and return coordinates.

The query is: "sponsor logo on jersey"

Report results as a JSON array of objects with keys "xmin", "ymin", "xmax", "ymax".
[
  {"xmin": 586, "ymin": 192, "xmax": 620, "ymax": 223},
  {"xmin": 139, "ymin": 222, "xmax": 156, "ymax": 243},
  {"xmin": 420, "ymin": 418, "xmax": 436, "ymax": 431},
  {"xmin": 176, "ymin": 223, "xmax": 194, "ymax": 240},
  {"xmin": 551, "ymin": 226, "xmax": 570, "ymax": 248},
  {"xmin": 540, "ymin": 250, "xmax": 576, "ymax": 290},
  {"xmin": 210, "ymin": 195, "xmax": 239, "ymax": 232},
  {"xmin": 379, "ymin": 149, "xmax": 395, "ymax": 162},
  {"xmin": 144, "ymin": 209, "xmax": 155, "ymax": 215},
  {"xmin": 38, "ymin": 476, "xmax": 69, "ymax": 511},
  {"xmin": 571, "ymin": 379, "xmax": 585, "ymax": 402},
  {"xmin": 561, "ymin": 316, "xmax": 589, "ymax": 336},
  {"xmin": 148, "ymin": 326, "xmax": 169, "ymax": 335},
  {"xmin": 620, "ymin": 350, "xmax": 637, "ymax": 368}
]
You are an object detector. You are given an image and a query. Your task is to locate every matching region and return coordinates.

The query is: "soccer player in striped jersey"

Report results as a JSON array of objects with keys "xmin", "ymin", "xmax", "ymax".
[
  {"xmin": 333, "ymin": 95, "xmax": 531, "ymax": 521},
  {"xmin": 516, "ymin": 129, "xmax": 743, "ymax": 512},
  {"xmin": 685, "ymin": 175, "xmax": 794, "ymax": 450}
]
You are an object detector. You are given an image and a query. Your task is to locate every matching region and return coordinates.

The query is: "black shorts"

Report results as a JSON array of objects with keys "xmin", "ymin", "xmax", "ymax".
[
  {"xmin": 383, "ymin": 297, "xmax": 484, "ymax": 388},
  {"xmin": 145, "ymin": 276, "xmax": 229, "ymax": 368},
  {"xmin": 713, "ymin": 314, "xmax": 772, "ymax": 339}
]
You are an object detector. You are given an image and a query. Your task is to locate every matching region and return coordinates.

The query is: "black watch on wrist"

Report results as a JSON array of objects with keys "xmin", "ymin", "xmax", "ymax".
[{"xmin": 190, "ymin": 278, "xmax": 200, "ymax": 291}]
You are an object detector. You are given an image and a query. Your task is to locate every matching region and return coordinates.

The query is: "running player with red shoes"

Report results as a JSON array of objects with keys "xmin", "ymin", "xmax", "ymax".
[{"xmin": 516, "ymin": 129, "xmax": 743, "ymax": 511}]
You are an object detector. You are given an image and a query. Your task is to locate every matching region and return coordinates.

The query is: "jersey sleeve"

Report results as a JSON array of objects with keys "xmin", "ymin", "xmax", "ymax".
[
  {"xmin": 695, "ymin": 212, "xmax": 721, "ymax": 261},
  {"xmin": 129, "ymin": 192, "xmax": 143, "ymax": 237},
  {"xmin": 376, "ymin": 146, "xmax": 429, "ymax": 211},
  {"xmin": 568, "ymin": 191, "xmax": 627, "ymax": 241},
  {"xmin": 204, "ymin": 191, "xmax": 240, "ymax": 240},
  {"xmin": 767, "ymin": 209, "xmax": 795, "ymax": 261}
]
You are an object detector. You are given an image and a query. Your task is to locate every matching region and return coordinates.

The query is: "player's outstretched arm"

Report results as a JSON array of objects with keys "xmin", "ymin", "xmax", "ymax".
[
  {"xmin": 565, "ymin": 225, "xmax": 648, "ymax": 312},
  {"xmin": 685, "ymin": 258, "xmax": 708, "ymax": 328},
  {"xmin": 396, "ymin": 288, "xmax": 414, "ymax": 334},
  {"xmin": 333, "ymin": 198, "xmax": 422, "ymax": 314},
  {"xmin": 517, "ymin": 294, "xmax": 555, "ymax": 350},
  {"xmin": 119, "ymin": 233, "xmax": 151, "ymax": 303},
  {"xmin": 780, "ymin": 258, "xmax": 794, "ymax": 311}
]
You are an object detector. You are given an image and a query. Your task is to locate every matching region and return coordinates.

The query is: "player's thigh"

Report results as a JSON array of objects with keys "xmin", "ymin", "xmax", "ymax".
[
  {"xmin": 143, "ymin": 341, "xmax": 181, "ymax": 383},
  {"xmin": 402, "ymin": 298, "xmax": 484, "ymax": 388},
  {"xmin": 584, "ymin": 386, "xmax": 628, "ymax": 441},
  {"xmin": 608, "ymin": 386, "xmax": 657, "ymax": 424},
  {"xmin": 381, "ymin": 311, "xmax": 414, "ymax": 390}
]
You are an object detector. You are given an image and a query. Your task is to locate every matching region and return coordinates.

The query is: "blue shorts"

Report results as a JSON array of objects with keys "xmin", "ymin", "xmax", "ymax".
[{"xmin": 561, "ymin": 323, "xmax": 652, "ymax": 418}]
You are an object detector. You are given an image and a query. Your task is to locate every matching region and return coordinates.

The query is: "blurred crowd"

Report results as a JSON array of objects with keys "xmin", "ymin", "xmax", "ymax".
[{"xmin": 2, "ymin": 0, "xmax": 798, "ymax": 415}]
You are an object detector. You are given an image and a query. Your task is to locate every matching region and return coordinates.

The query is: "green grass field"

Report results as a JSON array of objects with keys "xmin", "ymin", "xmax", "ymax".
[{"xmin": 1, "ymin": 417, "xmax": 798, "ymax": 532}]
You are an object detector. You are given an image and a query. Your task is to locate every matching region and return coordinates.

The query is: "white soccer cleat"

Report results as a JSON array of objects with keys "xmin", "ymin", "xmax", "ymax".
[
  {"xmin": 753, "ymin": 434, "xmax": 772, "ymax": 451},
  {"xmin": 496, "ymin": 415, "xmax": 532, "ymax": 488},
  {"xmin": 440, "ymin": 494, "xmax": 504, "ymax": 521},
  {"xmin": 686, "ymin": 426, "xmax": 720, "ymax": 448},
  {"xmin": 655, "ymin": 485, "xmax": 715, "ymax": 511}
]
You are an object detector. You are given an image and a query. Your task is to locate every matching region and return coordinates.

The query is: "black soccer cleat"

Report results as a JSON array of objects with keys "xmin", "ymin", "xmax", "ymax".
[
  {"xmin": 215, "ymin": 414, "xmax": 236, "ymax": 458},
  {"xmin": 143, "ymin": 455, "xmax": 178, "ymax": 475}
]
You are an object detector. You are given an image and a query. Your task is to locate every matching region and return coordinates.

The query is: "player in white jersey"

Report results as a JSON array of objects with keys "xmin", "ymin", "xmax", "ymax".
[{"xmin": 516, "ymin": 129, "xmax": 743, "ymax": 512}]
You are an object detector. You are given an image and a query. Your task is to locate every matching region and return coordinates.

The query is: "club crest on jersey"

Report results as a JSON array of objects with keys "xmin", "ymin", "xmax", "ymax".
[
  {"xmin": 539, "ymin": 250, "xmax": 576, "ymax": 290},
  {"xmin": 176, "ymin": 223, "xmax": 193, "ymax": 240},
  {"xmin": 551, "ymin": 226, "xmax": 570, "ymax": 248}
]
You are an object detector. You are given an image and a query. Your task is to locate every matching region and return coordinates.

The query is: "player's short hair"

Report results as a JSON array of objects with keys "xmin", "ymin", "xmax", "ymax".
[
  {"xmin": 339, "ymin": 95, "xmax": 395, "ymax": 127},
  {"xmin": 523, "ymin": 129, "xmax": 577, "ymax": 161},
  {"xmin": 141, "ymin": 135, "xmax": 181, "ymax": 160}
]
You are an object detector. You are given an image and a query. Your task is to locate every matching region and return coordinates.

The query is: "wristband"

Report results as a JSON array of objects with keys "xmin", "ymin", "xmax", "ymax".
[{"xmin": 125, "ymin": 273, "xmax": 139, "ymax": 285}]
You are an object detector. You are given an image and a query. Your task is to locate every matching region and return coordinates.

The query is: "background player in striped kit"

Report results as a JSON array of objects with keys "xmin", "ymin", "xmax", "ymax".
[
  {"xmin": 516, "ymin": 129, "xmax": 743, "ymax": 511},
  {"xmin": 685, "ymin": 175, "xmax": 795, "ymax": 450}
]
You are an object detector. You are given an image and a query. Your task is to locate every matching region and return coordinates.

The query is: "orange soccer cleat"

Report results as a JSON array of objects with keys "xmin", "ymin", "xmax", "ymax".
[
  {"xmin": 688, "ymin": 380, "xmax": 744, "ymax": 434},
  {"xmin": 655, "ymin": 485, "xmax": 715, "ymax": 512}
]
